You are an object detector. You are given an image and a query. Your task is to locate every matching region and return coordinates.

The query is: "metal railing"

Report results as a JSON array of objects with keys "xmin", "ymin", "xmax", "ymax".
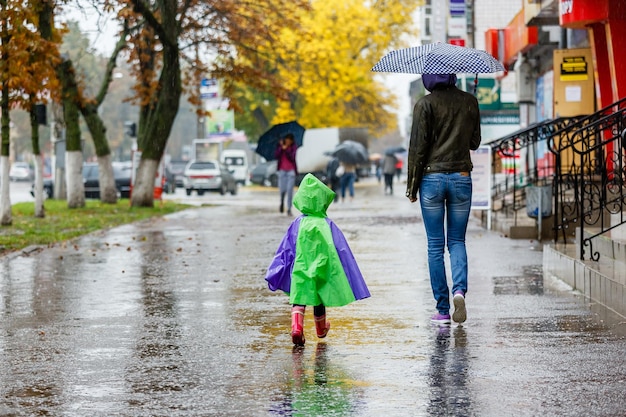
[
  {"xmin": 548, "ymin": 97, "xmax": 626, "ymax": 260},
  {"xmin": 488, "ymin": 118, "xmax": 578, "ymax": 222}
]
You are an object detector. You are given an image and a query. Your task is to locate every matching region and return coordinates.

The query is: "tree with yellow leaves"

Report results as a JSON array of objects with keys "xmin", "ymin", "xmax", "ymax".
[{"xmin": 235, "ymin": 0, "xmax": 421, "ymax": 138}]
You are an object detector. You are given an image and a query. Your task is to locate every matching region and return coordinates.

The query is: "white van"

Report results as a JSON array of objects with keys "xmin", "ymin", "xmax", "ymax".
[{"xmin": 221, "ymin": 149, "xmax": 249, "ymax": 185}]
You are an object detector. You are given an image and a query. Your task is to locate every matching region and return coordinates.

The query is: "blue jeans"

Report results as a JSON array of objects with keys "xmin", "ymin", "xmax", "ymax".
[
  {"xmin": 340, "ymin": 172, "xmax": 356, "ymax": 199},
  {"xmin": 419, "ymin": 172, "xmax": 472, "ymax": 314},
  {"xmin": 278, "ymin": 170, "xmax": 296, "ymax": 210}
]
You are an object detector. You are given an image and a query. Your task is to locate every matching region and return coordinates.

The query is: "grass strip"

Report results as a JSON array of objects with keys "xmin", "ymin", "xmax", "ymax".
[{"xmin": 0, "ymin": 199, "xmax": 191, "ymax": 255}]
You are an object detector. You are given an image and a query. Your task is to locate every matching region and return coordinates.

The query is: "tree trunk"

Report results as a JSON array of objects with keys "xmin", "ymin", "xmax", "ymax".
[
  {"xmin": 1, "ymin": 81, "xmax": 11, "ymax": 225},
  {"xmin": 132, "ymin": 158, "xmax": 159, "ymax": 206},
  {"xmin": 82, "ymin": 103, "xmax": 117, "ymax": 203},
  {"xmin": 131, "ymin": 41, "xmax": 181, "ymax": 207},
  {"xmin": 31, "ymin": 105, "xmax": 44, "ymax": 218},
  {"xmin": 98, "ymin": 153, "xmax": 117, "ymax": 202},
  {"xmin": 0, "ymin": 156, "xmax": 10, "ymax": 226},
  {"xmin": 33, "ymin": 154, "xmax": 45, "ymax": 218},
  {"xmin": 59, "ymin": 59, "xmax": 85, "ymax": 209},
  {"xmin": 66, "ymin": 151, "xmax": 84, "ymax": 208}
]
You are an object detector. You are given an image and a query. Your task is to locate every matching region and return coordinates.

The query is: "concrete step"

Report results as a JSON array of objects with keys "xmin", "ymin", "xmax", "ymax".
[
  {"xmin": 544, "ymin": 241, "xmax": 626, "ymax": 318},
  {"xmin": 581, "ymin": 228, "xmax": 626, "ymax": 262}
]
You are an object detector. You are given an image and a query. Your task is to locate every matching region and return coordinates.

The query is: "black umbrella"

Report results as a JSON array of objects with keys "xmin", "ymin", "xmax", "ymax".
[
  {"xmin": 384, "ymin": 146, "xmax": 407, "ymax": 156},
  {"xmin": 255, "ymin": 121, "xmax": 305, "ymax": 161},
  {"xmin": 330, "ymin": 140, "xmax": 369, "ymax": 165}
]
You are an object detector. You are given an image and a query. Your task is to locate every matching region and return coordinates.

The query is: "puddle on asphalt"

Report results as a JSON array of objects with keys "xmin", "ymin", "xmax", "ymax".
[
  {"xmin": 492, "ymin": 265, "xmax": 544, "ymax": 295},
  {"xmin": 267, "ymin": 343, "xmax": 363, "ymax": 416}
]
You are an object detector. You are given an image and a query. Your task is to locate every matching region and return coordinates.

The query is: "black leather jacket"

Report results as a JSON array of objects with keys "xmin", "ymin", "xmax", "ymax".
[{"xmin": 406, "ymin": 85, "xmax": 481, "ymax": 199}]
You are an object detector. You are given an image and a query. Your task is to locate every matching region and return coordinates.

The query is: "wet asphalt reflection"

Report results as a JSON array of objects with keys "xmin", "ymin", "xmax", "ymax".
[{"xmin": 1, "ymin": 178, "xmax": 626, "ymax": 416}]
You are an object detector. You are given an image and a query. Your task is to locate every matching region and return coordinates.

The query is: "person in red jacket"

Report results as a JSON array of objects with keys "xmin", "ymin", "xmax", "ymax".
[{"xmin": 275, "ymin": 133, "xmax": 298, "ymax": 216}]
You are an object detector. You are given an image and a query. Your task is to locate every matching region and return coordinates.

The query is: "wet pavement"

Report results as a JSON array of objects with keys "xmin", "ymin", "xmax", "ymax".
[{"xmin": 2, "ymin": 178, "xmax": 626, "ymax": 416}]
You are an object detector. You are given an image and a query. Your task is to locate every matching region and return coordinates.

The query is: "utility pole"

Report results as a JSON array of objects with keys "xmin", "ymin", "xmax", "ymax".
[{"xmin": 196, "ymin": 44, "xmax": 205, "ymax": 139}]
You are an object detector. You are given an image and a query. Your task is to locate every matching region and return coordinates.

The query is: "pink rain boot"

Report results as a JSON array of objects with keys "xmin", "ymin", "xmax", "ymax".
[
  {"xmin": 314, "ymin": 314, "xmax": 331, "ymax": 338},
  {"xmin": 291, "ymin": 306, "xmax": 306, "ymax": 346}
]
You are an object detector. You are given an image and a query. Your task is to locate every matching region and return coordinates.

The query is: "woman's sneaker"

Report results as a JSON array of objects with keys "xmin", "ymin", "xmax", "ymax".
[
  {"xmin": 452, "ymin": 292, "xmax": 467, "ymax": 323},
  {"xmin": 431, "ymin": 313, "xmax": 451, "ymax": 325}
]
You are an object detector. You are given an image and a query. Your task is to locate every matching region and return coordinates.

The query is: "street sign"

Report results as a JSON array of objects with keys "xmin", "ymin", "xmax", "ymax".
[{"xmin": 200, "ymin": 78, "xmax": 219, "ymax": 99}]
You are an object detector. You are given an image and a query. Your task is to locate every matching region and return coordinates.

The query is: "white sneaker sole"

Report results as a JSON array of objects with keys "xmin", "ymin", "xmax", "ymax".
[{"xmin": 452, "ymin": 294, "xmax": 467, "ymax": 323}]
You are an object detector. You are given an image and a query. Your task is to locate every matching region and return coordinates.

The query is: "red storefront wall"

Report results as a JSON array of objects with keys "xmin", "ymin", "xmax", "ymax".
[{"xmin": 560, "ymin": 0, "xmax": 626, "ymax": 107}]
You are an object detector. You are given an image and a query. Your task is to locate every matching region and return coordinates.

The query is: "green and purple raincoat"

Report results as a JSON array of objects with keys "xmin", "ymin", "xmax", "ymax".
[{"xmin": 265, "ymin": 173, "xmax": 370, "ymax": 306}]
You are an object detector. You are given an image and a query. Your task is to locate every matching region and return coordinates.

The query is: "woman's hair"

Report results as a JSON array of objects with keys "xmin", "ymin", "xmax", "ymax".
[{"xmin": 283, "ymin": 133, "xmax": 295, "ymax": 142}]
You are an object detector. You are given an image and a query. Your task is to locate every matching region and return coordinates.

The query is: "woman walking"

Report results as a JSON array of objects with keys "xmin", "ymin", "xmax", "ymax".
[
  {"xmin": 406, "ymin": 73, "xmax": 481, "ymax": 325},
  {"xmin": 275, "ymin": 133, "xmax": 298, "ymax": 216}
]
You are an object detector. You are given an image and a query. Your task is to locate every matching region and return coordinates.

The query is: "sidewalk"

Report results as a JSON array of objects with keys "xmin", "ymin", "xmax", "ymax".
[{"xmin": 1, "ymin": 178, "xmax": 626, "ymax": 416}]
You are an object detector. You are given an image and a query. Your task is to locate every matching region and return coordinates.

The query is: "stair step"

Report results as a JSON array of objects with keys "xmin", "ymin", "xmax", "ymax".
[
  {"xmin": 582, "ymin": 228, "xmax": 626, "ymax": 262},
  {"xmin": 544, "ymin": 243, "xmax": 626, "ymax": 318}
]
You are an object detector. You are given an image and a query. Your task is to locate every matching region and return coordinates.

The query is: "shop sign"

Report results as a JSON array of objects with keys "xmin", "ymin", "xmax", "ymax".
[
  {"xmin": 560, "ymin": 56, "xmax": 588, "ymax": 81},
  {"xmin": 481, "ymin": 114, "xmax": 520, "ymax": 125},
  {"xmin": 559, "ymin": 0, "xmax": 608, "ymax": 28},
  {"xmin": 504, "ymin": 10, "xmax": 538, "ymax": 66}
]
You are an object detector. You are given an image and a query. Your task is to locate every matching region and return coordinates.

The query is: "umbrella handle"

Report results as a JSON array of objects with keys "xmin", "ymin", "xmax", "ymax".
[{"xmin": 473, "ymin": 74, "xmax": 478, "ymax": 95}]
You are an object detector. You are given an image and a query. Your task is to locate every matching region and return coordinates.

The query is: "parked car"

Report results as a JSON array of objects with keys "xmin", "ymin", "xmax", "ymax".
[
  {"xmin": 249, "ymin": 161, "xmax": 278, "ymax": 187},
  {"xmin": 221, "ymin": 149, "xmax": 249, "ymax": 185},
  {"xmin": 163, "ymin": 165, "xmax": 177, "ymax": 194},
  {"xmin": 29, "ymin": 178, "xmax": 55, "ymax": 199},
  {"xmin": 30, "ymin": 162, "xmax": 132, "ymax": 199},
  {"xmin": 167, "ymin": 160, "xmax": 188, "ymax": 188},
  {"xmin": 183, "ymin": 160, "xmax": 237, "ymax": 196},
  {"xmin": 83, "ymin": 162, "xmax": 132, "ymax": 199},
  {"xmin": 9, "ymin": 162, "xmax": 34, "ymax": 182}
]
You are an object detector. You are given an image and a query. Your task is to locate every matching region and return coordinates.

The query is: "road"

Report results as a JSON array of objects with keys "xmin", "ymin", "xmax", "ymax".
[{"xmin": 2, "ymin": 178, "xmax": 626, "ymax": 416}]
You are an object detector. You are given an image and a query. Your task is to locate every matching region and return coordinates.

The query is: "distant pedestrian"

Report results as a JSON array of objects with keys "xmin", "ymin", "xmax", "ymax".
[
  {"xmin": 265, "ymin": 173, "xmax": 370, "ymax": 346},
  {"xmin": 406, "ymin": 73, "xmax": 481, "ymax": 326},
  {"xmin": 339, "ymin": 161, "xmax": 356, "ymax": 202},
  {"xmin": 325, "ymin": 157, "xmax": 341, "ymax": 202},
  {"xmin": 382, "ymin": 154, "xmax": 397, "ymax": 195},
  {"xmin": 395, "ymin": 157, "xmax": 403, "ymax": 181},
  {"xmin": 275, "ymin": 133, "xmax": 298, "ymax": 216}
]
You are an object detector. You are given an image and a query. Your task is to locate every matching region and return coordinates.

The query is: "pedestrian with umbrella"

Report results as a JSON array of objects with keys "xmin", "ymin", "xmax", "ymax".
[
  {"xmin": 328, "ymin": 140, "xmax": 368, "ymax": 203},
  {"xmin": 256, "ymin": 121, "xmax": 305, "ymax": 216},
  {"xmin": 407, "ymin": 74, "xmax": 481, "ymax": 325},
  {"xmin": 275, "ymin": 133, "xmax": 298, "ymax": 216},
  {"xmin": 372, "ymin": 43, "xmax": 502, "ymax": 325}
]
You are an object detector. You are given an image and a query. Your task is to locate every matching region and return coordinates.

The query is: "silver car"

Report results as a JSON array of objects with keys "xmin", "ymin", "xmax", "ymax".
[
  {"xmin": 9, "ymin": 162, "xmax": 33, "ymax": 181},
  {"xmin": 183, "ymin": 160, "xmax": 238, "ymax": 196}
]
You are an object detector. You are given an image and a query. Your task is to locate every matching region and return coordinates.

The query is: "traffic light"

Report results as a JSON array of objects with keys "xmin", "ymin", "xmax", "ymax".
[{"xmin": 35, "ymin": 104, "xmax": 47, "ymax": 125}]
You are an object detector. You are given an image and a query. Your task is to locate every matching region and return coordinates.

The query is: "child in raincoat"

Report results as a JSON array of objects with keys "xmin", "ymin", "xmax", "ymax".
[{"xmin": 265, "ymin": 173, "xmax": 370, "ymax": 346}]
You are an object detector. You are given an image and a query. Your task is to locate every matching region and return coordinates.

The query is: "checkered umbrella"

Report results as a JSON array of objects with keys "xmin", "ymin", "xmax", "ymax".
[{"xmin": 371, "ymin": 43, "xmax": 505, "ymax": 74}]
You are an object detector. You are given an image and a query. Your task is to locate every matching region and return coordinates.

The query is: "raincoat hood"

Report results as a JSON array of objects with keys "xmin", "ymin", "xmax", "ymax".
[
  {"xmin": 422, "ymin": 73, "xmax": 457, "ymax": 92},
  {"xmin": 293, "ymin": 173, "xmax": 335, "ymax": 217}
]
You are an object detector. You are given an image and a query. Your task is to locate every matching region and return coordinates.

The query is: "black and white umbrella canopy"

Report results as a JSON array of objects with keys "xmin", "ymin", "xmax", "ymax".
[{"xmin": 372, "ymin": 43, "xmax": 505, "ymax": 75}]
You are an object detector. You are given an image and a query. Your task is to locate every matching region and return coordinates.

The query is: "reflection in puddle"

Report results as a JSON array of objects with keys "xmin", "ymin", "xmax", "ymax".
[
  {"xmin": 269, "ymin": 343, "xmax": 361, "ymax": 416},
  {"xmin": 427, "ymin": 326, "xmax": 471, "ymax": 417}
]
